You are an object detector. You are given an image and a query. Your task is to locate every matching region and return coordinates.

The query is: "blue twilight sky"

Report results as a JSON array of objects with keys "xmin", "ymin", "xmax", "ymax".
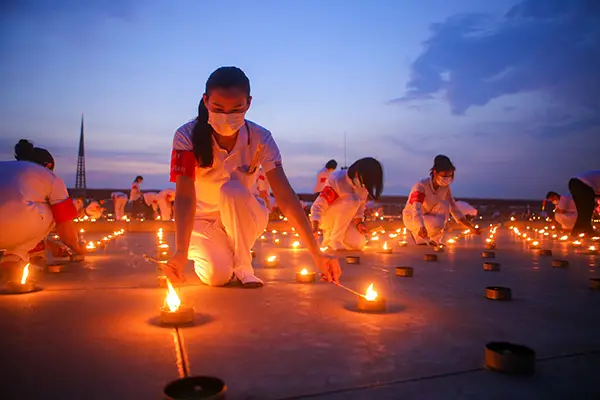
[{"xmin": 1, "ymin": 0, "xmax": 598, "ymax": 199}]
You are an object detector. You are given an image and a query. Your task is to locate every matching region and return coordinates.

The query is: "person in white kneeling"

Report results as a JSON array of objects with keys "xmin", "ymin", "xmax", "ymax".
[
  {"xmin": 166, "ymin": 66, "xmax": 341, "ymax": 288},
  {"xmin": 156, "ymin": 188, "xmax": 176, "ymax": 220},
  {"xmin": 545, "ymin": 191, "xmax": 577, "ymax": 231},
  {"xmin": 403, "ymin": 155, "xmax": 480, "ymax": 245},
  {"xmin": 311, "ymin": 158, "xmax": 383, "ymax": 251},
  {"xmin": 111, "ymin": 192, "xmax": 128, "ymax": 220}
]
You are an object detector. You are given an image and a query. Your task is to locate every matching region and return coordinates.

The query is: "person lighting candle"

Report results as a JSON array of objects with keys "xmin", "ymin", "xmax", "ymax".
[
  {"xmin": 545, "ymin": 191, "xmax": 577, "ymax": 231},
  {"xmin": 166, "ymin": 66, "xmax": 341, "ymax": 288},
  {"xmin": 568, "ymin": 170, "xmax": 600, "ymax": 236},
  {"xmin": 403, "ymin": 155, "xmax": 480, "ymax": 245}
]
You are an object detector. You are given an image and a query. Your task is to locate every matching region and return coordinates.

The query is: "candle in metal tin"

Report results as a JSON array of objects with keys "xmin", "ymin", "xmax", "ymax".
[
  {"xmin": 158, "ymin": 243, "xmax": 170, "ymax": 261},
  {"xmin": 46, "ymin": 263, "xmax": 67, "ymax": 273},
  {"xmin": 424, "ymin": 253, "xmax": 438, "ymax": 262},
  {"xmin": 85, "ymin": 241, "xmax": 96, "ymax": 252},
  {"xmin": 160, "ymin": 279, "xmax": 194, "ymax": 326},
  {"xmin": 538, "ymin": 249, "xmax": 552, "ymax": 256},
  {"xmin": 398, "ymin": 240, "xmax": 408, "ymax": 247},
  {"xmin": 265, "ymin": 255, "xmax": 279, "ymax": 267},
  {"xmin": 529, "ymin": 241, "xmax": 541, "ymax": 250},
  {"xmin": 552, "ymin": 259, "xmax": 569, "ymax": 268},
  {"xmin": 481, "ymin": 251, "xmax": 495, "ymax": 259},
  {"xmin": 346, "ymin": 255, "xmax": 360, "ymax": 264},
  {"xmin": 485, "ymin": 286, "xmax": 512, "ymax": 300},
  {"xmin": 485, "ymin": 238, "xmax": 496, "ymax": 249},
  {"xmin": 357, "ymin": 283, "xmax": 386, "ymax": 312},
  {"xmin": 296, "ymin": 268, "xmax": 316, "ymax": 283},
  {"xmin": 273, "ymin": 238, "xmax": 281, "ymax": 245},
  {"xmin": 590, "ymin": 278, "xmax": 600, "ymax": 290},
  {"xmin": 485, "ymin": 342, "xmax": 535, "ymax": 375},
  {"xmin": 395, "ymin": 266, "xmax": 413, "ymax": 277},
  {"xmin": 446, "ymin": 238, "xmax": 456, "ymax": 244},
  {"xmin": 6, "ymin": 264, "xmax": 36, "ymax": 294},
  {"xmin": 291, "ymin": 241, "xmax": 301, "ymax": 249},
  {"xmin": 379, "ymin": 241, "xmax": 393, "ymax": 254},
  {"xmin": 483, "ymin": 262, "xmax": 501, "ymax": 272},
  {"xmin": 433, "ymin": 245, "xmax": 444, "ymax": 253},
  {"xmin": 163, "ymin": 376, "xmax": 227, "ymax": 400},
  {"xmin": 588, "ymin": 245, "xmax": 598, "ymax": 255}
]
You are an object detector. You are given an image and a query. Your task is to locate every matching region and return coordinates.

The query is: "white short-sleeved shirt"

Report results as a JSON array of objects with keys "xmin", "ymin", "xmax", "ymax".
[
  {"xmin": 403, "ymin": 177, "xmax": 465, "ymax": 227},
  {"xmin": 170, "ymin": 119, "xmax": 282, "ymax": 220},
  {"xmin": 313, "ymin": 167, "xmax": 331, "ymax": 193},
  {"xmin": 576, "ymin": 170, "xmax": 600, "ymax": 194},
  {"xmin": 130, "ymin": 182, "xmax": 142, "ymax": 201},
  {"xmin": 254, "ymin": 168, "xmax": 270, "ymax": 196},
  {"xmin": 557, "ymin": 195, "xmax": 577, "ymax": 213},
  {"xmin": 0, "ymin": 161, "xmax": 76, "ymax": 249},
  {"xmin": 310, "ymin": 170, "xmax": 368, "ymax": 222}
]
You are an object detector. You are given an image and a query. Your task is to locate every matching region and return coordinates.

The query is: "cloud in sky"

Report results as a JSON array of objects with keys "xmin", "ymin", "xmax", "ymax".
[{"xmin": 393, "ymin": 0, "xmax": 600, "ymax": 116}]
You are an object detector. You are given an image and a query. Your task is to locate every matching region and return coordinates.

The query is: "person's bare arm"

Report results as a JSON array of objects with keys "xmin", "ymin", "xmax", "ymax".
[
  {"xmin": 174, "ymin": 175, "xmax": 196, "ymax": 257},
  {"xmin": 56, "ymin": 220, "xmax": 84, "ymax": 253}
]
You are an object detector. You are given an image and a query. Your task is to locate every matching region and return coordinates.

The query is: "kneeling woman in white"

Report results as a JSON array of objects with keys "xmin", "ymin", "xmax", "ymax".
[
  {"xmin": 0, "ymin": 140, "xmax": 83, "ymax": 273},
  {"xmin": 111, "ymin": 192, "xmax": 128, "ymax": 220},
  {"xmin": 167, "ymin": 67, "xmax": 341, "ymax": 288},
  {"xmin": 403, "ymin": 155, "xmax": 479, "ymax": 244},
  {"xmin": 311, "ymin": 158, "xmax": 384, "ymax": 251}
]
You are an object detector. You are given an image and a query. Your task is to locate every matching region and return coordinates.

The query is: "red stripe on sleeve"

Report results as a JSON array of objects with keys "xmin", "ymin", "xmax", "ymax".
[
  {"xmin": 408, "ymin": 191, "xmax": 425, "ymax": 205},
  {"xmin": 51, "ymin": 198, "xmax": 78, "ymax": 223},
  {"xmin": 320, "ymin": 177, "xmax": 327, "ymax": 183},
  {"xmin": 319, "ymin": 186, "xmax": 340, "ymax": 205},
  {"xmin": 170, "ymin": 150, "xmax": 196, "ymax": 182}
]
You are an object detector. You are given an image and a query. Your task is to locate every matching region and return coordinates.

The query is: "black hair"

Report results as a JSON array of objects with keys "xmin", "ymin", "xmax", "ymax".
[
  {"xmin": 325, "ymin": 159, "xmax": 338, "ymax": 170},
  {"xmin": 430, "ymin": 154, "xmax": 455, "ymax": 177},
  {"xmin": 134, "ymin": 176, "xmax": 144, "ymax": 182},
  {"xmin": 14, "ymin": 139, "xmax": 55, "ymax": 170},
  {"xmin": 347, "ymin": 157, "xmax": 384, "ymax": 200},
  {"xmin": 546, "ymin": 191, "xmax": 560, "ymax": 199},
  {"xmin": 191, "ymin": 66, "xmax": 251, "ymax": 168}
]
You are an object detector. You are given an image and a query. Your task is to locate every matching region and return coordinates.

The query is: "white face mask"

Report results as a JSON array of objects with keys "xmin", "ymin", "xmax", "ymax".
[
  {"xmin": 436, "ymin": 176, "xmax": 453, "ymax": 187},
  {"xmin": 208, "ymin": 111, "xmax": 246, "ymax": 137}
]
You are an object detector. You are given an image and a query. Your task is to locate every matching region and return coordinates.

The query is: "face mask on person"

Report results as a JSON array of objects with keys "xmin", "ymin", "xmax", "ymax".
[
  {"xmin": 208, "ymin": 111, "xmax": 246, "ymax": 137},
  {"xmin": 436, "ymin": 175, "xmax": 453, "ymax": 187}
]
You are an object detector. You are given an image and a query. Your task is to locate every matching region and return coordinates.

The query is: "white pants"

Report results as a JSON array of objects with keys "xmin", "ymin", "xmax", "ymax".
[
  {"xmin": 189, "ymin": 180, "xmax": 269, "ymax": 286},
  {"xmin": 0, "ymin": 203, "xmax": 54, "ymax": 262},
  {"xmin": 113, "ymin": 197, "xmax": 127, "ymax": 220},
  {"xmin": 157, "ymin": 198, "xmax": 172, "ymax": 221},
  {"xmin": 555, "ymin": 212, "xmax": 577, "ymax": 230},
  {"xmin": 403, "ymin": 201, "xmax": 450, "ymax": 243},
  {"xmin": 320, "ymin": 197, "xmax": 366, "ymax": 251}
]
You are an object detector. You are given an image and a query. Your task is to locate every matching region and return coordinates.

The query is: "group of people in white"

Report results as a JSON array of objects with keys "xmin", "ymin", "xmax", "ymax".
[{"xmin": 0, "ymin": 66, "xmax": 598, "ymax": 288}]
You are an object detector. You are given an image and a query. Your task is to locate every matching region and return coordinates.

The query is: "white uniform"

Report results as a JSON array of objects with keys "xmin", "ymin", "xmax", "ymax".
[
  {"xmin": 111, "ymin": 192, "xmax": 128, "ymax": 220},
  {"xmin": 554, "ymin": 195, "xmax": 577, "ymax": 230},
  {"xmin": 402, "ymin": 177, "xmax": 465, "ymax": 243},
  {"xmin": 170, "ymin": 120, "xmax": 281, "ymax": 286},
  {"xmin": 143, "ymin": 192, "xmax": 159, "ymax": 212},
  {"xmin": 313, "ymin": 167, "xmax": 331, "ymax": 193},
  {"xmin": 156, "ymin": 188, "xmax": 176, "ymax": 220},
  {"xmin": 130, "ymin": 182, "xmax": 142, "ymax": 201},
  {"xmin": 310, "ymin": 170, "xmax": 368, "ymax": 251},
  {"xmin": 86, "ymin": 200, "xmax": 103, "ymax": 219},
  {"xmin": 576, "ymin": 170, "xmax": 600, "ymax": 194},
  {"xmin": 254, "ymin": 168, "xmax": 275, "ymax": 211},
  {"xmin": 0, "ymin": 161, "xmax": 77, "ymax": 262}
]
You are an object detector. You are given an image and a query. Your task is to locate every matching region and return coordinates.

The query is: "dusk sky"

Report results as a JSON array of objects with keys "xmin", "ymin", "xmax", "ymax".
[{"xmin": 1, "ymin": 0, "xmax": 598, "ymax": 199}]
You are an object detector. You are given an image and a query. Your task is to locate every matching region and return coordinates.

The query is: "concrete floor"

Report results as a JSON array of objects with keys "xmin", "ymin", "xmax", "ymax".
[{"xmin": 1, "ymin": 223, "xmax": 599, "ymax": 399}]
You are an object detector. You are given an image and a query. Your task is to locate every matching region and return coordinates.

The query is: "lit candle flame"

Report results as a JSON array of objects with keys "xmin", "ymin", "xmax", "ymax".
[
  {"xmin": 383, "ymin": 241, "xmax": 389, "ymax": 250},
  {"xmin": 291, "ymin": 241, "xmax": 300, "ymax": 248},
  {"xmin": 79, "ymin": 229, "xmax": 85, "ymax": 233},
  {"xmin": 320, "ymin": 246, "xmax": 329, "ymax": 252},
  {"xmin": 165, "ymin": 279, "xmax": 181, "ymax": 312},
  {"xmin": 560, "ymin": 235, "xmax": 568, "ymax": 241},
  {"xmin": 267, "ymin": 256, "xmax": 277, "ymax": 263},
  {"xmin": 300, "ymin": 268, "xmax": 308, "ymax": 275},
  {"xmin": 590, "ymin": 245, "xmax": 596, "ymax": 251},
  {"xmin": 365, "ymin": 283, "xmax": 378, "ymax": 301},
  {"xmin": 485, "ymin": 238, "xmax": 492, "ymax": 243},
  {"xmin": 86, "ymin": 241, "xmax": 96, "ymax": 249},
  {"xmin": 447, "ymin": 238, "xmax": 456, "ymax": 244},
  {"xmin": 532, "ymin": 241, "xmax": 539, "ymax": 246},
  {"xmin": 20, "ymin": 263, "xmax": 30, "ymax": 284},
  {"xmin": 371, "ymin": 236, "xmax": 379, "ymax": 241},
  {"xmin": 159, "ymin": 243, "xmax": 169, "ymax": 249}
]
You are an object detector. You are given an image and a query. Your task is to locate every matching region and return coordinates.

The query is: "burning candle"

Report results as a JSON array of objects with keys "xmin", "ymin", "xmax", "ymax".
[
  {"xmin": 589, "ymin": 245, "xmax": 598, "ymax": 255},
  {"xmin": 6, "ymin": 263, "xmax": 36, "ymax": 294},
  {"xmin": 447, "ymin": 238, "xmax": 456, "ymax": 244},
  {"xmin": 86, "ymin": 241, "xmax": 96, "ymax": 252},
  {"xmin": 265, "ymin": 256, "xmax": 279, "ymax": 267},
  {"xmin": 296, "ymin": 268, "xmax": 316, "ymax": 283},
  {"xmin": 379, "ymin": 241, "xmax": 392, "ymax": 254},
  {"xmin": 158, "ymin": 243, "xmax": 170, "ymax": 261},
  {"xmin": 274, "ymin": 238, "xmax": 281, "ymax": 245},
  {"xmin": 530, "ymin": 241, "xmax": 540, "ymax": 249},
  {"xmin": 260, "ymin": 235, "xmax": 266, "ymax": 241},
  {"xmin": 398, "ymin": 240, "xmax": 408, "ymax": 247},
  {"xmin": 357, "ymin": 283, "xmax": 386, "ymax": 312},
  {"xmin": 159, "ymin": 279, "xmax": 194, "ymax": 325},
  {"xmin": 572, "ymin": 240, "xmax": 582, "ymax": 247},
  {"xmin": 291, "ymin": 241, "xmax": 300, "ymax": 249}
]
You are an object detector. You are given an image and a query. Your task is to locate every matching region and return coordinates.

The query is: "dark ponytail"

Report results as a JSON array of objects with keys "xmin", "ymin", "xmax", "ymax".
[
  {"xmin": 348, "ymin": 157, "xmax": 384, "ymax": 200},
  {"xmin": 14, "ymin": 139, "xmax": 55, "ymax": 170},
  {"xmin": 191, "ymin": 66, "xmax": 251, "ymax": 168}
]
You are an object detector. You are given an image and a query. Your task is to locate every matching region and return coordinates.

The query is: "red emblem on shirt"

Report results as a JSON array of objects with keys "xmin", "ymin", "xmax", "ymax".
[
  {"xmin": 170, "ymin": 150, "xmax": 196, "ymax": 182},
  {"xmin": 409, "ymin": 191, "xmax": 425, "ymax": 205},
  {"xmin": 51, "ymin": 198, "xmax": 78, "ymax": 223},
  {"xmin": 320, "ymin": 177, "xmax": 327, "ymax": 183},
  {"xmin": 319, "ymin": 186, "xmax": 340, "ymax": 205}
]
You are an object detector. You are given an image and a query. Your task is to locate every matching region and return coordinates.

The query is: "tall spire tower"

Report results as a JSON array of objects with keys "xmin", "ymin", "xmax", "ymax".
[{"xmin": 75, "ymin": 114, "xmax": 87, "ymax": 199}]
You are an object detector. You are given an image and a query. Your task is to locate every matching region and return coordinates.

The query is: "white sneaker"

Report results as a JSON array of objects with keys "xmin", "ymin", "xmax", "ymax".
[{"xmin": 235, "ymin": 269, "xmax": 264, "ymax": 288}]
